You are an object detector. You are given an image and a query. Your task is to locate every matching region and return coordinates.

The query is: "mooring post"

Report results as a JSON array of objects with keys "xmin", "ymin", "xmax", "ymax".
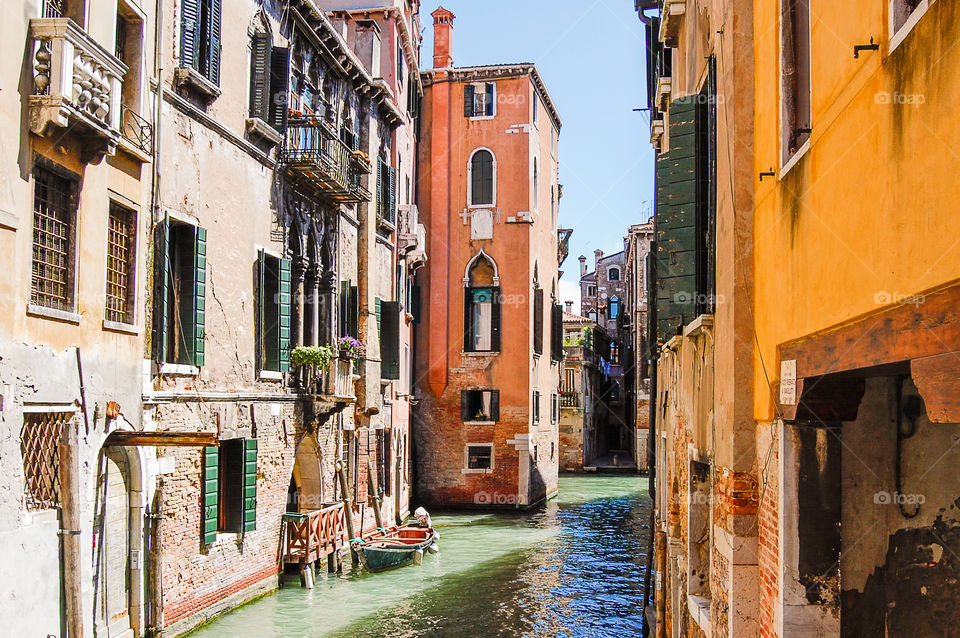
[{"xmin": 337, "ymin": 461, "xmax": 359, "ymax": 564}]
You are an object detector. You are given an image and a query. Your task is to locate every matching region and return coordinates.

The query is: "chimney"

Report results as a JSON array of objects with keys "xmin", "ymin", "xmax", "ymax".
[
  {"xmin": 354, "ymin": 20, "xmax": 382, "ymax": 78},
  {"xmin": 594, "ymin": 249, "xmax": 603, "ymax": 272},
  {"xmin": 564, "ymin": 301, "xmax": 573, "ymax": 313},
  {"xmin": 579, "ymin": 255, "xmax": 587, "ymax": 278},
  {"xmin": 431, "ymin": 7, "xmax": 455, "ymax": 68}
]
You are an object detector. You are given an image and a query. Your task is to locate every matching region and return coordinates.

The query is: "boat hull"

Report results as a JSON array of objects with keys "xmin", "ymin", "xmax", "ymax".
[{"xmin": 358, "ymin": 526, "xmax": 437, "ymax": 573}]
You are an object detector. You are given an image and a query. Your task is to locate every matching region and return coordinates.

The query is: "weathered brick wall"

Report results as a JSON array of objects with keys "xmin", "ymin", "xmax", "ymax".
[
  {"xmin": 757, "ymin": 438, "xmax": 780, "ymax": 638},
  {"xmin": 558, "ymin": 407, "xmax": 584, "ymax": 471},
  {"xmin": 712, "ymin": 547, "xmax": 730, "ymax": 636}
]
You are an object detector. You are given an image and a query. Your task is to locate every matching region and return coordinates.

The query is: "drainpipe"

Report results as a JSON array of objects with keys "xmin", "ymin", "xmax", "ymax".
[
  {"xmin": 60, "ymin": 421, "xmax": 83, "ymax": 638},
  {"xmin": 635, "ymin": 0, "xmax": 659, "ymax": 25}
]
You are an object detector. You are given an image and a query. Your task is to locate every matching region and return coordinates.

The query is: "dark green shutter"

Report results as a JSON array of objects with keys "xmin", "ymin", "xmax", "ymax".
[
  {"xmin": 463, "ymin": 289, "xmax": 473, "ymax": 352},
  {"xmin": 256, "ymin": 249, "xmax": 265, "ymax": 370},
  {"xmin": 388, "ymin": 167, "xmax": 397, "ymax": 224},
  {"xmin": 269, "ymin": 47, "xmax": 290, "ymax": 134},
  {"xmin": 491, "ymin": 391, "xmax": 500, "ymax": 422},
  {"xmin": 655, "ymin": 97, "xmax": 698, "ymax": 344},
  {"xmin": 278, "ymin": 258, "xmax": 291, "ymax": 372},
  {"xmin": 207, "ymin": 0, "xmax": 222, "ymax": 84},
  {"xmin": 491, "ymin": 288, "xmax": 501, "ymax": 352},
  {"xmin": 339, "ymin": 280, "xmax": 349, "ymax": 336},
  {"xmin": 154, "ymin": 216, "xmax": 170, "ymax": 362},
  {"xmin": 533, "ymin": 288, "xmax": 543, "ymax": 355},
  {"xmin": 193, "ymin": 226, "xmax": 207, "ymax": 367},
  {"xmin": 180, "ymin": 0, "xmax": 200, "ymax": 70},
  {"xmin": 461, "ymin": 391, "xmax": 470, "ymax": 421},
  {"xmin": 202, "ymin": 446, "xmax": 218, "ymax": 544},
  {"xmin": 380, "ymin": 301, "xmax": 400, "ymax": 380},
  {"xmin": 249, "ymin": 33, "xmax": 271, "ymax": 120},
  {"xmin": 464, "ymin": 84, "xmax": 475, "ymax": 117},
  {"xmin": 485, "ymin": 83, "xmax": 494, "ymax": 116},
  {"xmin": 349, "ymin": 285, "xmax": 359, "ymax": 338},
  {"xmin": 243, "ymin": 439, "xmax": 257, "ymax": 532},
  {"xmin": 411, "ymin": 285, "xmax": 421, "ymax": 323},
  {"xmin": 551, "ymin": 304, "xmax": 563, "ymax": 361}
]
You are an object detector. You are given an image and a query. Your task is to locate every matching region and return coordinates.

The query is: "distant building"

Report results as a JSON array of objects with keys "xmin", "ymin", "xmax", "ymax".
[
  {"xmin": 558, "ymin": 308, "xmax": 610, "ymax": 471},
  {"xmin": 623, "ymin": 222, "xmax": 654, "ymax": 470},
  {"xmin": 415, "ymin": 7, "xmax": 564, "ymax": 508}
]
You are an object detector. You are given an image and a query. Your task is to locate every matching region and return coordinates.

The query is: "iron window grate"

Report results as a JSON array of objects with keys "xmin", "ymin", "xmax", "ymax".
[
  {"xmin": 106, "ymin": 202, "xmax": 136, "ymax": 324},
  {"xmin": 43, "ymin": 0, "xmax": 64, "ymax": 18},
  {"xmin": 21, "ymin": 412, "xmax": 69, "ymax": 510},
  {"xmin": 31, "ymin": 165, "xmax": 78, "ymax": 311}
]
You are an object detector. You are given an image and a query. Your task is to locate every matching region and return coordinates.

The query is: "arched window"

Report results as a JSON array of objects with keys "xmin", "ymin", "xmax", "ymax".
[
  {"xmin": 609, "ymin": 296, "xmax": 620, "ymax": 319},
  {"xmin": 463, "ymin": 251, "xmax": 500, "ymax": 352},
  {"xmin": 608, "ymin": 267, "xmax": 620, "ymax": 281},
  {"xmin": 469, "ymin": 149, "xmax": 495, "ymax": 206}
]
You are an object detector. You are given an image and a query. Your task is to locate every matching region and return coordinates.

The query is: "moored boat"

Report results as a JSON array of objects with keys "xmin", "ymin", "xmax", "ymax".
[{"xmin": 355, "ymin": 525, "xmax": 437, "ymax": 573}]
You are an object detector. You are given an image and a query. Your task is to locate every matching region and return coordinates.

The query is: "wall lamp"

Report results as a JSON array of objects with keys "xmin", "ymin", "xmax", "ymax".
[
  {"xmin": 759, "ymin": 169, "xmax": 776, "ymax": 182},
  {"xmin": 854, "ymin": 37, "xmax": 879, "ymax": 58}
]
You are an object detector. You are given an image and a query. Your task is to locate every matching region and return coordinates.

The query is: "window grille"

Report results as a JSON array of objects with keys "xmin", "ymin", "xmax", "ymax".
[
  {"xmin": 106, "ymin": 202, "xmax": 136, "ymax": 324},
  {"xmin": 21, "ymin": 412, "xmax": 70, "ymax": 510},
  {"xmin": 43, "ymin": 0, "xmax": 64, "ymax": 18},
  {"xmin": 31, "ymin": 165, "xmax": 78, "ymax": 311}
]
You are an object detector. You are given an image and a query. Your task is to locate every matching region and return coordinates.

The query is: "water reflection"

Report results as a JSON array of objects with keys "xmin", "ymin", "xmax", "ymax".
[{"xmin": 189, "ymin": 475, "xmax": 650, "ymax": 638}]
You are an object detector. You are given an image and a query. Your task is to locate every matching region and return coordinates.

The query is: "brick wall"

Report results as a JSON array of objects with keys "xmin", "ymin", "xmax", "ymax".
[{"xmin": 757, "ymin": 450, "xmax": 780, "ymax": 638}]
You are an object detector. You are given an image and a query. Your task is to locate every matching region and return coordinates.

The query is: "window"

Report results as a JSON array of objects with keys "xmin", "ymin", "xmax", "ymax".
[
  {"xmin": 533, "ymin": 94, "xmax": 539, "ymax": 126},
  {"xmin": 249, "ymin": 30, "xmax": 291, "ymax": 134},
  {"xmin": 533, "ymin": 159, "xmax": 539, "ymax": 210},
  {"xmin": 464, "ymin": 82, "xmax": 495, "ymax": 118},
  {"xmin": 780, "ymin": 0, "xmax": 811, "ymax": 164},
  {"xmin": 377, "ymin": 157, "xmax": 397, "ymax": 224},
  {"xmin": 461, "ymin": 389, "xmax": 500, "ymax": 422},
  {"xmin": 550, "ymin": 392, "xmax": 558, "ymax": 424},
  {"xmin": 154, "ymin": 216, "xmax": 206, "ymax": 367},
  {"xmin": 105, "ymin": 202, "xmax": 137, "ymax": 324},
  {"xmin": 469, "ymin": 149, "xmax": 495, "ymax": 206},
  {"xmin": 608, "ymin": 267, "xmax": 620, "ymax": 281},
  {"xmin": 533, "ymin": 390, "xmax": 541, "ymax": 423},
  {"xmin": 256, "ymin": 250, "xmax": 291, "ymax": 373},
  {"xmin": 180, "ymin": 0, "xmax": 222, "ymax": 85},
  {"xmin": 892, "ymin": 0, "xmax": 926, "ymax": 39},
  {"xmin": 533, "ymin": 287, "xmax": 544, "ymax": 355},
  {"xmin": 588, "ymin": 310, "xmax": 597, "ymax": 322},
  {"xmin": 43, "ymin": 0, "xmax": 84, "ymax": 24},
  {"xmin": 467, "ymin": 444, "xmax": 492, "ymax": 470},
  {"xmin": 21, "ymin": 412, "xmax": 70, "ymax": 510},
  {"xmin": 203, "ymin": 439, "xmax": 257, "ymax": 541},
  {"xmin": 378, "ymin": 299, "xmax": 400, "ymax": 380},
  {"xmin": 464, "ymin": 255, "xmax": 500, "ymax": 353},
  {"xmin": 587, "ymin": 285, "xmax": 597, "ymax": 297},
  {"xmin": 611, "ymin": 342, "xmax": 620, "ymax": 364},
  {"xmin": 116, "ymin": 0, "xmax": 147, "ymax": 152},
  {"xmin": 31, "ymin": 163, "xmax": 79, "ymax": 312},
  {"xmin": 609, "ymin": 296, "xmax": 620, "ymax": 320},
  {"xmin": 376, "ymin": 430, "xmax": 391, "ymax": 497}
]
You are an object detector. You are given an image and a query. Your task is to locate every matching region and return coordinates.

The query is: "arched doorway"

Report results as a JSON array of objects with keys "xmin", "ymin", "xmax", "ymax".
[{"xmin": 290, "ymin": 435, "xmax": 323, "ymax": 512}]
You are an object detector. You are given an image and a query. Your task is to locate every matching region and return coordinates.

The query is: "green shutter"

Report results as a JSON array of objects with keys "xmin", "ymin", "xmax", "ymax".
[
  {"xmin": 491, "ymin": 288, "xmax": 501, "ymax": 352},
  {"xmin": 269, "ymin": 47, "xmax": 290, "ymax": 134},
  {"xmin": 388, "ymin": 167, "xmax": 397, "ymax": 224},
  {"xmin": 180, "ymin": 0, "xmax": 200, "ymax": 70},
  {"xmin": 202, "ymin": 446, "xmax": 218, "ymax": 544},
  {"xmin": 339, "ymin": 280, "xmax": 349, "ymax": 336},
  {"xmin": 380, "ymin": 301, "xmax": 400, "ymax": 380},
  {"xmin": 154, "ymin": 216, "xmax": 170, "ymax": 362},
  {"xmin": 655, "ymin": 97, "xmax": 698, "ymax": 344},
  {"xmin": 249, "ymin": 33, "xmax": 271, "ymax": 120},
  {"xmin": 256, "ymin": 250, "xmax": 266, "ymax": 370},
  {"xmin": 207, "ymin": 0, "xmax": 222, "ymax": 85},
  {"xmin": 193, "ymin": 226, "xmax": 207, "ymax": 367},
  {"xmin": 375, "ymin": 297, "xmax": 382, "ymax": 337},
  {"xmin": 464, "ymin": 84, "xmax": 475, "ymax": 117},
  {"xmin": 349, "ymin": 285, "xmax": 359, "ymax": 338},
  {"xmin": 243, "ymin": 439, "xmax": 257, "ymax": 532},
  {"xmin": 278, "ymin": 258, "xmax": 291, "ymax": 372}
]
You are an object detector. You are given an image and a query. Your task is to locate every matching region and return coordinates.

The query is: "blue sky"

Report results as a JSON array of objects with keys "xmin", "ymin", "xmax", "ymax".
[{"xmin": 417, "ymin": 1, "xmax": 656, "ymax": 311}]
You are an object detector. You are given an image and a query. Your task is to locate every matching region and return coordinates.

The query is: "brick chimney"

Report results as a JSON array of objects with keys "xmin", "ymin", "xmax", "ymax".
[
  {"xmin": 432, "ymin": 7, "xmax": 455, "ymax": 68},
  {"xmin": 564, "ymin": 301, "xmax": 573, "ymax": 313},
  {"xmin": 594, "ymin": 249, "xmax": 604, "ymax": 272},
  {"xmin": 579, "ymin": 255, "xmax": 587, "ymax": 278}
]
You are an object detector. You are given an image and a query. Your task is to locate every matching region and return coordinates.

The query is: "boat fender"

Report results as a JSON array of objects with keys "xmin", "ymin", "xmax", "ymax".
[
  {"xmin": 427, "ymin": 543, "xmax": 439, "ymax": 555},
  {"xmin": 414, "ymin": 549, "xmax": 424, "ymax": 566}
]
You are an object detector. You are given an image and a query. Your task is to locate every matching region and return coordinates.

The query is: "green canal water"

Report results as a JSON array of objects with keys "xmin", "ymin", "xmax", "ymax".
[{"xmin": 188, "ymin": 474, "xmax": 651, "ymax": 637}]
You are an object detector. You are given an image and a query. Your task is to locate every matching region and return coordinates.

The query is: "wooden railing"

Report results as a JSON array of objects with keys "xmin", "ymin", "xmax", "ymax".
[{"xmin": 282, "ymin": 502, "xmax": 346, "ymax": 565}]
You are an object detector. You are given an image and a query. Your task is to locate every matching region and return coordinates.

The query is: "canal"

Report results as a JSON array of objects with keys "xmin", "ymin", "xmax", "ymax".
[{"xmin": 189, "ymin": 474, "xmax": 651, "ymax": 637}]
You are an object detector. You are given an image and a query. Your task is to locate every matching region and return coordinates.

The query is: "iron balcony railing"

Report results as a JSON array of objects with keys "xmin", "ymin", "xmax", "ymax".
[{"xmin": 280, "ymin": 118, "xmax": 371, "ymax": 204}]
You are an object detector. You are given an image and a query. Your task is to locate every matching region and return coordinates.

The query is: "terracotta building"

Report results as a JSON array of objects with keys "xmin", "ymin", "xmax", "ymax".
[
  {"xmin": 414, "ymin": 7, "xmax": 563, "ymax": 508},
  {"xmin": 641, "ymin": 0, "xmax": 960, "ymax": 636}
]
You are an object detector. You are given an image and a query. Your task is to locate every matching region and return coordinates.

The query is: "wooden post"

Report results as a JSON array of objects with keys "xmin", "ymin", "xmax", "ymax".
[
  {"xmin": 336, "ymin": 461, "xmax": 358, "ymax": 564},
  {"xmin": 366, "ymin": 458, "xmax": 383, "ymax": 530},
  {"xmin": 60, "ymin": 422, "xmax": 83, "ymax": 638}
]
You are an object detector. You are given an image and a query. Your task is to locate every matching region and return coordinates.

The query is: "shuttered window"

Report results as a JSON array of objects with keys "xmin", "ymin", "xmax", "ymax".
[
  {"xmin": 379, "ymin": 301, "xmax": 400, "ymax": 380},
  {"xmin": 154, "ymin": 217, "xmax": 206, "ymax": 367},
  {"xmin": 269, "ymin": 47, "xmax": 290, "ymax": 133},
  {"xmin": 256, "ymin": 250, "xmax": 291, "ymax": 373},
  {"xmin": 249, "ymin": 33, "xmax": 270, "ymax": 120},
  {"xmin": 533, "ymin": 390, "xmax": 541, "ymax": 423},
  {"xmin": 464, "ymin": 287, "xmax": 501, "ymax": 352},
  {"xmin": 180, "ymin": 0, "xmax": 221, "ymax": 85},
  {"xmin": 551, "ymin": 303, "xmax": 563, "ymax": 362},
  {"xmin": 533, "ymin": 287, "xmax": 544, "ymax": 355},
  {"xmin": 202, "ymin": 446, "xmax": 218, "ymax": 544},
  {"xmin": 204, "ymin": 438, "xmax": 257, "ymax": 542},
  {"xmin": 469, "ymin": 150, "xmax": 494, "ymax": 206},
  {"xmin": 464, "ymin": 82, "xmax": 495, "ymax": 118},
  {"xmin": 461, "ymin": 390, "xmax": 500, "ymax": 422}
]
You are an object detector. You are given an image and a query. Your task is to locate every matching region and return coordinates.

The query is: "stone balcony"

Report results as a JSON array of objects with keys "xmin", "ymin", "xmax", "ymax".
[
  {"xmin": 29, "ymin": 18, "xmax": 127, "ymax": 161},
  {"xmin": 398, "ymin": 204, "xmax": 427, "ymax": 266},
  {"xmin": 658, "ymin": 0, "xmax": 686, "ymax": 46},
  {"xmin": 280, "ymin": 118, "xmax": 371, "ymax": 204}
]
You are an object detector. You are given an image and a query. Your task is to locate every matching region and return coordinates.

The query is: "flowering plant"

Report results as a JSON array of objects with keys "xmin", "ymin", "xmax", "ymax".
[{"xmin": 337, "ymin": 336, "xmax": 366, "ymax": 359}]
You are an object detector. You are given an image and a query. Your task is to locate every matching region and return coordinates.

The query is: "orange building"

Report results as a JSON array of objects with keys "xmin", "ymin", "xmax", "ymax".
[{"xmin": 414, "ymin": 7, "xmax": 564, "ymax": 508}]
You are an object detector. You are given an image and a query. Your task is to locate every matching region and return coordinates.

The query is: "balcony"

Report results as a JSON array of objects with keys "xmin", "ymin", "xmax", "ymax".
[
  {"xmin": 560, "ymin": 391, "xmax": 580, "ymax": 408},
  {"xmin": 558, "ymin": 228, "xmax": 573, "ymax": 267},
  {"xmin": 29, "ymin": 18, "xmax": 127, "ymax": 160},
  {"xmin": 659, "ymin": 0, "xmax": 686, "ymax": 46},
  {"xmin": 282, "ymin": 503, "xmax": 346, "ymax": 566},
  {"xmin": 398, "ymin": 204, "xmax": 427, "ymax": 266},
  {"xmin": 280, "ymin": 118, "xmax": 371, "ymax": 204},
  {"xmin": 297, "ymin": 358, "xmax": 356, "ymax": 402}
]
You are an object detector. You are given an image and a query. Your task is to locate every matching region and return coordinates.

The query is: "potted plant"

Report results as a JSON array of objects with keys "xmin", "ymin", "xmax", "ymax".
[
  {"xmin": 336, "ymin": 336, "xmax": 365, "ymax": 360},
  {"xmin": 291, "ymin": 345, "xmax": 334, "ymax": 392}
]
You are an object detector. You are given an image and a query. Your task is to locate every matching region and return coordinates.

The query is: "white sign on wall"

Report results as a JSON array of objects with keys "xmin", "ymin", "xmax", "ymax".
[{"xmin": 780, "ymin": 359, "xmax": 797, "ymax": 405}]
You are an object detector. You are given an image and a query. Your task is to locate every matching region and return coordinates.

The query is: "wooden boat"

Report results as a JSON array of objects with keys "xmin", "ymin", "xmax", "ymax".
[{"xmin": 355, "ymin": 525, "xmax": 437, "ymax": 573}]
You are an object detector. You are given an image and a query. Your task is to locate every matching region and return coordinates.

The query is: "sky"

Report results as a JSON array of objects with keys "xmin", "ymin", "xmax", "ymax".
[{"xmin": 417, "ymin": 0, "xmax": 656, "ymax": 312}]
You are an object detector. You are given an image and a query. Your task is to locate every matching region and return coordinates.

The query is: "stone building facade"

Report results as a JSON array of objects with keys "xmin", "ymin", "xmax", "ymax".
[
  {"xmin": 414, "ymin": 8, "xmax": 563, "ymax": 509},
  {"xmin": 641, "ymin": 0, "xmax": 960, "ymax": 636},
  {"xmin": 623, "ymin": 222, "xmax": 653, "ymax": 472},
  {"xmin": 558, "ymin": 310, "xmax": 609, "ymax": 472}
]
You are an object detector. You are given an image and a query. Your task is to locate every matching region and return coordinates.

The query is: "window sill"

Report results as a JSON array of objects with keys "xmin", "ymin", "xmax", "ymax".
[
  {"xmin": 159, "ymin": 363, "xmax": 200, "ymax": 377},
  {"xmin": 27, "ymin": 303, "xmax": 80, "ymax": 325},
  {"xmin": 462, "ymin": 468, "xmax": 493, "ymax": 474},
  {"xmin": 779, "ymin": 138, "xmax": 811, "ymax": 179},
  {"xmin": 687, "ymin": 594, "xmax": 712, "ymax": 634},
  {"xmin": 258, "ymin": 370, "xmax": 284, "ymax": 382},
  {"xmin": 461, "ymin": 351, "xmax": 499, "ymax": 357},
  {"xmin": 890, "ymin": 1, "xmax": 930, "ymax": 55},
  {"xmin": 464, "ymin": 420, "xmax": 496, "ymax": 426},
  {"xmin": 174, "ymin": 66, "xmax": 221, "ymax": 101},
  {"xmin": 0, "ymin": 208, "xmax": 17, "ymax": 231},
  {"xmin": 102, "ymin": 319, "xmax": 139, "ymax": 335},
  {"xmin": 468, "ymin": 115, "xmax": 495, "ymax": 121},
  {"xmin": 245, "ymin": 117, "xmax": 282, "ymax": 146},
  {"xmin": 117, "ymin": 135, "xmax": 152, "ymax": 164}
]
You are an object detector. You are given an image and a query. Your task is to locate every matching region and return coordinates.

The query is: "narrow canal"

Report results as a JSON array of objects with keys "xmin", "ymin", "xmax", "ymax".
[{"xmin": 189, "ymin": 474, "xmax": 651, "ymax": 637}]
